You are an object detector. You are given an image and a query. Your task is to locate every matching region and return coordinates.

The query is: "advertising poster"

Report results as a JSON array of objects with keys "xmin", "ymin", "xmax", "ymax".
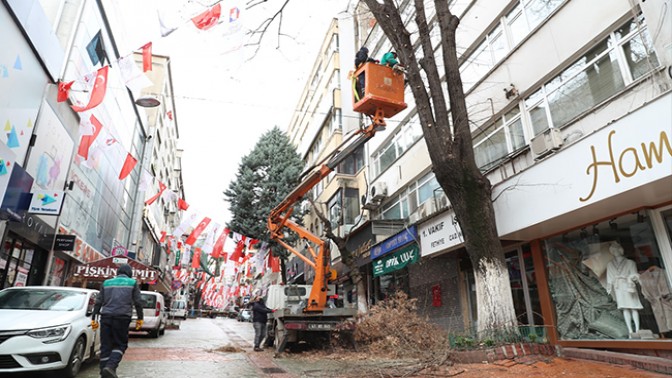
[
  {"xmin": 0, "ymin": 9, "xmax": 48, "ymax": 166},
  {"xmin": 0, "ymin": 141, "xmax": 17, "ymax": 205},
  {"xmin": 25, "ymin": 101, "xmax": 74, "ymax": 193},
  {"xmin": 14, "ymin": 266, "xmax": 28, "ymax": 287}
]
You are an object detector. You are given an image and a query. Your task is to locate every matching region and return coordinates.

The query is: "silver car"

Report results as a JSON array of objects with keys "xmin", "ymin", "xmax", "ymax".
[{"xmin": 0, "ymin": 286, "xmax": 100, "ymax": 377}]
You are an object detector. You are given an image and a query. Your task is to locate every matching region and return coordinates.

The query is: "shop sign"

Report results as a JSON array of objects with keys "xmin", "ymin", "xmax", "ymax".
[
  {"xmin": 371, "ymin": 225, "xmax": 417, "ymax": 260},
  {"xmin": 73, "ymin": 256, "xmax": 157, "ymax": 281},
  {"xmin": 372, "ymin": 244, "xmax": 419, "ymax": 277},
  {"xmin": 54, "ymin": 234, "xmax": 76, "ymax": 251},
  {"xmin": 493, "ymin": 92, "xmax": 672, "ymax": 237},
  {"xmin": 28, "ymin": 190, "xmax": 65, "ymax": 215},
  {"xmin": 419, "ymin": 209, "xmax": 463, "ymax": 257}
]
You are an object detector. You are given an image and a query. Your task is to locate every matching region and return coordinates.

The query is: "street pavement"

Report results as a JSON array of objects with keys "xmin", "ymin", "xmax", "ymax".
[{"xmin": 11, "ymin": 317, "xmax": 668, "ymax": 378}]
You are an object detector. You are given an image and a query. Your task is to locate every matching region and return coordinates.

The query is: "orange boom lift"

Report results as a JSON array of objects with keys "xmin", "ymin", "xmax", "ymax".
[{"xmin": 268, "ymin": 62, "xmax": 406, "ymax": 313}]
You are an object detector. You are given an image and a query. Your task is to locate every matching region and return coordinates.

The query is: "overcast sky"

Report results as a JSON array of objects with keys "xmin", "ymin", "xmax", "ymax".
[{"xmin": 106, "ymin": 0, "xmax": 348, "ymax": 226}]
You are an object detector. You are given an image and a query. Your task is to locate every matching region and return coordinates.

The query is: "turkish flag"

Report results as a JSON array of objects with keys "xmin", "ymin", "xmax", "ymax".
[
  {"xmin": 141, "ymin": 42, "xmax": 152, "ymax": 72},
  {"xmin": 77, "ymin": 114, "xmax": 103, "ymax": 160},
  {"xmin": 118, "ymin": 153, "xmax": 137, "ymax": 180},
  {"xmin": 71, "ymin": 66, "xmax": 108, "ymax": 112},
  {"xmin": 159, "ymin": 231, "xmax": 167, "ymax": 243},
  {"xmin": 211, "ymin": 228, "xmax": 229, "ymax": 258},
  {"xmin": 145, "ymin": 181, "xmax": 167, "ymax": 205},
  {"xmin": 270, "ymin": 255, "xmax": 281, "ymax": 273},
  {"xmin": 192, "ymin": 3, "xmax": 221, "ymax": 30},
  {"xmin": 177, "ymin": 198, "xmax": 189, "ymax": 211},
  {"xmin": 229, "ymin": 236, "xmax": 246, "ymax": 263},
  {"xmin": 185, "ymin": 217, "xmax": 211, "ymax": 245},
  {"xmin": 57, "ymin": 80, "xmax": 74, "ymax": 102},
  {"xmin": 191, "ymin": 247, "xmax": 202, "ymax": 269}
]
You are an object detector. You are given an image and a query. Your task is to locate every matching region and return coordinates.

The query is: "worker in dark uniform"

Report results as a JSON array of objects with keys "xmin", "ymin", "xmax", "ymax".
[
  {"xmin": 354, "ymin": 47, "xmax": 378, "ymax": 100},
  {"xmin": 251, "ymin": 296, "xmax": 274, "ymax": 351},
  {"xmin": 91, "ymin": 264, "xmax": 144, "ymax": 378}
]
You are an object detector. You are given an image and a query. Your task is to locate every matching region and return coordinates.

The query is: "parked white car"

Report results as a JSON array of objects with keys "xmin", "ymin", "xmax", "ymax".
[
  {"xmin": 129, "ymin": 291, "xmax": 167, "ymax": 338},
  {"xmin": 0, "ymin": 286, "xmax": 100, "ymax": 377}
]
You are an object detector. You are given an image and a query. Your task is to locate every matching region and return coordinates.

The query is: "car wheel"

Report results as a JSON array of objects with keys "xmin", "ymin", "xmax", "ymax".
[
  {"xmin": 61, "ymin": 336, "xmax": 85, "ymax": 378},
  {"xmin": 150, "ymin": 324, "xmax": 160, "ymax": 338}
]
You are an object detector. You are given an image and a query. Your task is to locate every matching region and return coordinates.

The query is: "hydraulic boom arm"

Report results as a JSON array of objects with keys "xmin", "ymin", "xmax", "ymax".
[{"xmin": 268, "ymin": 112, "xmax": 386, "ymax": 312}]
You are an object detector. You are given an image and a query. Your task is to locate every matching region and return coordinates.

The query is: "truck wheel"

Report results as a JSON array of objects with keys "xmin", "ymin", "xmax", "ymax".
[{"xmin": 273, "ymin": 320, "xmax": 287, "ymax": 354}]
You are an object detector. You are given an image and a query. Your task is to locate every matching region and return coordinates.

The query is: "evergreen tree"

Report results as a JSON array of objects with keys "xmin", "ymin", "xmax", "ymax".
[{"xmin": 224, "ymin": 126, "xmax": 303, "ymax": 247}]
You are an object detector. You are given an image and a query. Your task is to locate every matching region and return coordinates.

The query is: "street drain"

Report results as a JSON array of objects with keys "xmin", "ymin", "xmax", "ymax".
[{"xmin": 260, "ymin": 367, "xmax": 286, "ymax": 374}]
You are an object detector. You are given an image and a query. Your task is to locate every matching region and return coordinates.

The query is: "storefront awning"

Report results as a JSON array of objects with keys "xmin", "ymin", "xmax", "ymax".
[{"xmin": 71, "ymin": 256, "xmax": 158, "ymax": 282}]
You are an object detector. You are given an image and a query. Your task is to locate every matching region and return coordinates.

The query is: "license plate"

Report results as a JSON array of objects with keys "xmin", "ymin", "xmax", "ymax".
[{"xmin": 307, "ymin": 323, "xmax": 333, "ymax": 330}]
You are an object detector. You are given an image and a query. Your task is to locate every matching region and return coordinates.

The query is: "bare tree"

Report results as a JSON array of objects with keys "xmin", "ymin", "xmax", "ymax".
[{"xmin": 361, "ymin": 0, "xmax": 517, "ymax": 334}]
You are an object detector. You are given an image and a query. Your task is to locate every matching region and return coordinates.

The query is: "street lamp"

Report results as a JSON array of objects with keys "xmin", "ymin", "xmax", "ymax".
[{"xmin": 135, "ymin": 96, "xmax": 161, "ymax": 107}]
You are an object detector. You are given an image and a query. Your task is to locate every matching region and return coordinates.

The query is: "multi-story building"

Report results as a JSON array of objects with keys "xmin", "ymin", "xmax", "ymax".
[
  {"xmin": 0, "ymin": 1, "xmax": 182, "ymax": 296},
  {"xmin": 351, "ymin": 0, "xmax": 671, "ymax": 355},
  {"xmin": 284, "ymin": 15, "xmax": 359, "ymax": 285}
]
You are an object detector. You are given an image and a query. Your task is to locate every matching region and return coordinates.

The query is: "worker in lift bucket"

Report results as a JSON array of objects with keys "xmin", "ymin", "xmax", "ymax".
[
  {"xmin": 354, "ymin": 47, "xmax": 378, "ymax": 101},
  {"xmin": 381, "ymin": 51, "xmax": 406, "ymax": 73}
]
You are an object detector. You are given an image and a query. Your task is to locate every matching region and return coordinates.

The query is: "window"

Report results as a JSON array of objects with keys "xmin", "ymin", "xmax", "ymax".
[
  {"xmin": 544, "ymin": 212, "xmax": 667, "ymax": 340},
  {"xmin": 371, "ymin": 115, "xmax": 423, "ymax": 178},
  {"xmin": 524, "ymin": 17, "xmax": 658, "ymax": 135},
  {"xmin": 378, "ymin": 171, "xmax": 444, "ymax": 220},
  {"xmin": 343, "ymin": 188, "xmax": 360, "ymax": 226},
  {"xmin": 474, "ymin": 106, "xmax": 527, "ymax": 170},
  {"xmin": 338, "ymin": 145, "xmax": 364, "ymax": 175}
]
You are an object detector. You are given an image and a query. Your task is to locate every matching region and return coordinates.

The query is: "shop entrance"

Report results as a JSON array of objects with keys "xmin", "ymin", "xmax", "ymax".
[{"xmin": 0, "ymin": 234, "xmax": 47, "ymax": 289}]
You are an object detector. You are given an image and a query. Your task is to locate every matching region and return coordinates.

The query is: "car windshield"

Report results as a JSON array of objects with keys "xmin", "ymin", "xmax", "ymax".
[
  {"xmin": 140, "ymin": 294, "xmax": 157, "ymax": 309},
  {"xmin": 0, "ymin": 289, "xmax": 86, "ymax": 311}
]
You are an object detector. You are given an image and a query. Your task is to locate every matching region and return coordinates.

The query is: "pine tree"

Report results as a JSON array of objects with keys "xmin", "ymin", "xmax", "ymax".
[{"xmin": 224, "ymin": 126, "xmax": 304, "ymax": 249}]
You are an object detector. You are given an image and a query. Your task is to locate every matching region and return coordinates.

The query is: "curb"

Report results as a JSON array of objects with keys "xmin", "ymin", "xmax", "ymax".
[
  {"xmin": 562, "ymin": 347, "xmax": 672, "ymax": 375},
  {"xmin": 452, "ymin": 343, "xmax": 557, "ymax": 363}
]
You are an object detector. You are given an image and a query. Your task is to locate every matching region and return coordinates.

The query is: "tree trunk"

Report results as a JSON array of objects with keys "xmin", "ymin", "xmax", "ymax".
[{"xmin": 362, "ymin": 0, "xmax": 518, "ymax": 335}]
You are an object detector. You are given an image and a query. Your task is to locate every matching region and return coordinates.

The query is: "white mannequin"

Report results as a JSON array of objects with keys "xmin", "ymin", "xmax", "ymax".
[{"xmin": 606, "ymin": 241, "xmax": 643, "ymax": 336}]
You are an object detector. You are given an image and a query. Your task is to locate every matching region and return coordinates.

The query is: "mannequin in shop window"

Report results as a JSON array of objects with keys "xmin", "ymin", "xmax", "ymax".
[
  {"xmin": 639, "ymin": 265, "xmax": 672, "ymax": 336},
  {"xmin": 606, "ymin": 241, "xmax": 643, "ymax": 337}
]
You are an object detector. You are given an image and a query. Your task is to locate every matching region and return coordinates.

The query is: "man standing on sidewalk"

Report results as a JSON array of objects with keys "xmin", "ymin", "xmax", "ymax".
[
  {"xmin": 251, "ymin": 296, "xmax": 274, "ymax": 351},
  {"xmin": 91, "ymin": 264, "xmax": 144, "ymax": 378}
]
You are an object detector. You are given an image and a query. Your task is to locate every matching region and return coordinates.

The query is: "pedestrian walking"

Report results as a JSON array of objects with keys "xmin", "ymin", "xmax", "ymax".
[
  {"xmin": 91, "ymin": 264, "xmax": 144, "ymax": 378},
  {"xmin": 251, "ymin": 296, "xmax": 274, "ymax": 351}
]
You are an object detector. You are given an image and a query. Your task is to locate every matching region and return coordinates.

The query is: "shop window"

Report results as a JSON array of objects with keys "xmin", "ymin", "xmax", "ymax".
[{"xmin": 543, "ymin": 212, "xmax": 670, "ymax": 340}]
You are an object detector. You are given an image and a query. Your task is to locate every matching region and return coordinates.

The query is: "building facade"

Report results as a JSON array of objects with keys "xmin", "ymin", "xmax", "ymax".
[
  {"xmin": 0, "ymin": 0, "xmax": 182, "ymax": 297},
  {"xmin": 348, "ymin": 0, "xmax": 672, "ymax": 354}
]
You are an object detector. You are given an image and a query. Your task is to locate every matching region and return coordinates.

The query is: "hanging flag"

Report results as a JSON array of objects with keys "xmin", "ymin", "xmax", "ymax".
[
  {"xmin": 57, "ymin": 80, "xmax": 74, "ymax": 102},
  {"xmin": 172, "ymin": 209, "xmax": 200, "ymax": 237},
  {"xmin": 192, "ymin": 3, "xmax": 221, "ymax": 30},
  {"xmin": 185, "ymin": 217, "xmax": 211, "ymax": 245},
  {"xmin": 159, "ymin": 231, "xmax": 167, "ymax": 243},
  {"xmin": 118, "ymin": 54, "xmax": 152, "ymax": 95},
  {"xmin": 138, "ymin": 168, "xmax": 153, "ymax": 192},
  {"xmin": 77, "ymin": 114, "xmax": 103, "ymax": 160},
  {"xmin": 177, "ymin": 198, "xmax": 189, "ymax": 211},
  {"xmin": 211, "ymin": 228, "xmax": 229, "ymax": 258},
  {"xmin": 201, "ymin": 223, "xmax": 221, "ymax": 255},
  {"xmin": 118, "ymin": 153, "xmax": 137, "ymax": 180},
  {"xmin": 229, "ymin": 235, "xmax": 246, "ymax": 263},
  {"xmin": 141, "ymin": 42, "xmax": 152, "ymax": 72},
  {"xmin": 270, "ymin": 254, "xmax": 281, "ymax": 273},
  {"xmin": 145, "ymin": 181, "xmax": 167, "ymax": 205},
  {"xmin": 191, "ymin": 247, "xmax": 202, "ymax": 269},
  {"xmin": 71, "ymin": 66, "xmax": 109, "ymax": 112}
]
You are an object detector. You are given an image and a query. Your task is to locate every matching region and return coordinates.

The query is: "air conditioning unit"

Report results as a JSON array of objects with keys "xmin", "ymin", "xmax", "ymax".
[
  {"xmin": 530, "ymin": 128, "xmax": 563, "ymax": 158},
  {"xmin": 408, "ymin": 212, "xmax": 421, "ymax": 224},
  {"xmin": 418, "ymin": 200, "xmax": 437, "ymax": 218},
  {"xmin": 370, "ymin": 182, "xmax": 388, "ymax": 201}
]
